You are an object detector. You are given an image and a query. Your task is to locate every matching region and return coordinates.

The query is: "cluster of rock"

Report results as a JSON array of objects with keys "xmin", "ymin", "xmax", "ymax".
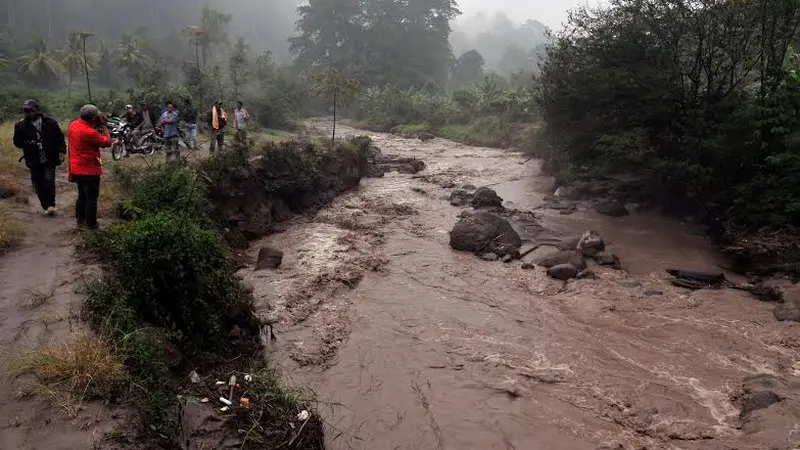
[
  {"xmin": 532, "ymin": 231, "xmax": 621, "ymax": 280},
  {"xmin": 365, "ymin": 144, "xmax": 426, "ymax": 177},
  {"xmin": 447, "ymin": 185, "xmax": 621, "ymax": 280}
]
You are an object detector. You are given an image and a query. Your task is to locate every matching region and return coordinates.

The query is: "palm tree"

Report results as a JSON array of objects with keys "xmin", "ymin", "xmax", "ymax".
[
  {"xmin": 115, "ymin": 34, "xmax": 152, "ymax": 79},
  {"xmin": 183, "ymin": 6, "xmax": 232, "ymax": 68},
  {"xmin": 18, "ymin": 37, "xmax": 63, "ymax": 86},
  {"xmin": 229, "ymin": 37, "xmax": 250, "ymax": 100},
  {"xmin": 61, "ymin": 31, "xmax": 96, "ymax": 97}
]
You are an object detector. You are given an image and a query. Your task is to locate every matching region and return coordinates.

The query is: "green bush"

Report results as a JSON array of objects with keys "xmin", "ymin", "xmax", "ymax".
[
  {"xmin": 536, "ymin": 0, "xmax": 800, "ymax": 233},
  {"xmin": 87, "ymin": 211, "xmax": 255, "ymax": 357},
  {"xmin": 112, "ymin": 162, "xmax": 209, "ymax": 221}
]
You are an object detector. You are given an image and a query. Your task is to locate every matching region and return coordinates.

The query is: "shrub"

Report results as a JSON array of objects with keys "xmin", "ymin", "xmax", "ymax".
[
  {"xmin": 112, "ymin": 162, "xmax": 209, "ymax": 221},
  {"xmin": 85, "ymin": 211, "xmax": 257, "ymax": 358}
]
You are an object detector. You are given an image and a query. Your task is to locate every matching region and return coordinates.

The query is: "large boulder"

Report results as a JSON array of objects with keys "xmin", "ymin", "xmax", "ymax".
[
  {"xmin": 593, "ymin": 251, "xmax": 621, "ymax": 268},
  {"xmin": 577, "ymin": 230, "xmax": 605, "ymax": 257},
  {"xmin": 471, "ymin": 187, "xmax": 504, "ymax": 209},
  {"xmin": 450, "ymin": 189, "xmax": 473, "ymax": 207},
  {"xmin": 536, "ymin": 250, "xmax": 587, "ymax": 270},
  {"xmin": 547, "ymin": 264, "xmax": 579, "ymax": 280},
  {"xmin": 449, "ymin": 212, "xmax": 522, "ymax": 257},
  {"xmin": 256, "ymin": 245, "xmax": 284, "ymax": 270},
  {"xmin": 594, "ymin": 199, "xmax": 629, "ymax": 217}
]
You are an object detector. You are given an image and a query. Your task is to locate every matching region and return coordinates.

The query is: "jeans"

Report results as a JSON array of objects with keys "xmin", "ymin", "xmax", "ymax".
[
  {"xmin": 165, "ymin": 136, "xmax": 180, "ymax": 161},
  {"xmin": 29, "ymin": 164, "xmax": 56, "ymax": 210},
  {"xmin": 185, "ymin": 123, "xmax": 197, "ymax": 149},
  {"xmin": 73, "ymin": 174, "xmax": 100, "ymax": 228},
  {"xmin": 209, "ymin": 129, "xmax": 225, "ymax": 154}
]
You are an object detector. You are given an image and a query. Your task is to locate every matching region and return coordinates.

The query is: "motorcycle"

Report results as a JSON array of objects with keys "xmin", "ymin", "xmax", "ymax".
[
  {"xmin": 109, "ymin": 119, "xmax": 159, "ymax": 161},
  {"xmin": 108, "ymin": 117, "xmax": 191, "ymax": 161}
]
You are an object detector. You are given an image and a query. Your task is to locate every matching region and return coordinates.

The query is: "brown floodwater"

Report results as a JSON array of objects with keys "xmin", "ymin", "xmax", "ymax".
[{"xmin": 240, "ymin": 120, "xmax": 800, "ymax": 450}]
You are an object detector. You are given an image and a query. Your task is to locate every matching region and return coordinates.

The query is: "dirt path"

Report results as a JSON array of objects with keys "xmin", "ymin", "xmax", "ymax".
[
  {"xmin": 240, "ymin": 119, "xmax": 800, "ymax": 450},
  {"xmin": 0, "ymin": 172, "xmax": 127, "ymax": 450}
]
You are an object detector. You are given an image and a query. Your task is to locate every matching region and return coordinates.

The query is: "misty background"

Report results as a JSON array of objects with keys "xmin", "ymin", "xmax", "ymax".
[{"xmin": 0, "ymin": 0, "xmax": 562, "ymax": 75}]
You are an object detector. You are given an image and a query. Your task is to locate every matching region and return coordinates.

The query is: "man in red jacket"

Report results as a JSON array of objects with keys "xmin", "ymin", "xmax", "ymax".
[{"xmin": 67, "ymin": 105, "xmax": 113, "ymax": 229}]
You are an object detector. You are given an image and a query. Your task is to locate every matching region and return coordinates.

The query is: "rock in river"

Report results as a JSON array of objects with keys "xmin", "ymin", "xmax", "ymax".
[
  {"xmin": 577, "ymin": 230, "xmax": 605, "ymax": 257},
  {"xmin": 449, "ymin": 212, "xmax": 522, "ymax": 257},
  {"xmin": 536, "ymin": 250, "xmax": 587, "ymax": 270},
  {"xmin": 594, "ymin": 199, "xmax": 629, "ymax": 217},
  {"xmin": 471, "ymin": 186, "xmax": 504, "ymax": 208},
  {"xmin": 547, "ymin": 264, "xmax": 579, "ymax": 280},
  {"xmin": 593, "ymin": 251, "xmax": 621, "ymax": 268},
  {"xmin": 256, "ymin": 245, "xmax": 284, "ymax": 270},
  {"xmin": 450, "ymin": 189, "xmax": 473, "ymax": 207}
]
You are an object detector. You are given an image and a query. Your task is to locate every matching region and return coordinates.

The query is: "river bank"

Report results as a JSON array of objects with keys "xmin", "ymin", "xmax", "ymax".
[{"xmin": 243, "ymin": 119, "xmax": 800, "ymax": 449}]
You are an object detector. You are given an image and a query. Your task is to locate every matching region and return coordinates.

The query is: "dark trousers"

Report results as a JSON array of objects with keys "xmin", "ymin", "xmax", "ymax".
[
  {"xmin": 29, "ymin": 164, "xmax": 56, "ymax": 210},
  {"xmin": 73, "ymin": 174, "xmax": 100, "ymax": 228},
  {"xmin": 209, "ymin": 130, "xmax": 225, "ymax": 154}
]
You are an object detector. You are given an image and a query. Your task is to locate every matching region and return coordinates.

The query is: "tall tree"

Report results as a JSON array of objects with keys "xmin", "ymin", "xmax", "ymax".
[
  {"xmin": 115, "ymin": 34, "xmax": 152, "ymax": 79},
  {"xmin": 452, "ymin": 49, "xmax": 485, "ymax": 85},
  {"xmin": 18, "ymin": 36, "xmax": 63, "ymax": 86},
  {"xmin": 61, "ymin": 31, "xmax": 96, "ymax": 97},
  {"xmin": 311, "ymin": 67, "xmax": 360, "ymax": 140},
  {"xmin": 292, "ymin": 0, "xmax": 460, "ymax": 88},
  {"xmin": 229, "ymin": 37, "xmax": 250, "ymax": 100}
]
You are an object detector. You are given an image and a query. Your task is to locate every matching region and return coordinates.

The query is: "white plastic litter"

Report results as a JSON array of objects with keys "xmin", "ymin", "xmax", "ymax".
[
  {"xmin": 244, "ymin": 374, "xmax": 253, "ymax": 382},
  {"xmin": 297, "ymin": 410, "xmax": 310, "ymax": 421},
  {"xmin": 219, "ymin": 397, "xmax": 233, "ymax": 406}
]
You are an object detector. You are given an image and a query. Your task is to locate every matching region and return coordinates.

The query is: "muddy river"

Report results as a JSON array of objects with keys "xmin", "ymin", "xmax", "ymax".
[{"xmin": 239, "ymin": 120, "xmax": 800, "ymax": 450}]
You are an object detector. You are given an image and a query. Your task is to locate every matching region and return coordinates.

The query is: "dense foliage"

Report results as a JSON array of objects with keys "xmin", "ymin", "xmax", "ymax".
[
  {"xmin": 291, "ymin": 0, "xmax": 460, "ymax": 89},
  {"xmin": 355, "ymin": 76, "xmax": 535, "ymax": 146},
  {"xmin": 537, "ymin": 0, "xmax": 800, "ymax": 230}
]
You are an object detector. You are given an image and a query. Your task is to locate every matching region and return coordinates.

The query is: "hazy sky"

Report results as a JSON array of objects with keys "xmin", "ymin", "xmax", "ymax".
[{"xmin": 456, "ymin": 0, "xmax": 595, "ymax": 28}]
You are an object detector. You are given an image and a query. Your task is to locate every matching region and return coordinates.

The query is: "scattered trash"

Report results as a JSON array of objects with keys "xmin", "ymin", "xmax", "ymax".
[
  {"xmin": 240, "ymin": 398, "xmax": 251, "ymax": 408},
  {"xmin": 219, "ymin": 397, "xmax": 233, "ymax": 407},
  {"xmin": 215, "ymin": 380, "xmax": 225, "ymax": 386},
  {"xmin": 189, "ymin": 370, "xmax": 201, "ymax": 384},
  {"xmin": 200, "ymin": 398, "xmax": 209, "ymax": 403},
  {"xmin": 297, "ymin": 410, "xmax": 310, "ymax": 421},
  {"xmin": 220, "ymin": 406, "xmax": 229, "ymax": 412},
  {"xmin": 244, "ymin": 374, "xmax": 253, "ymax": 382},
  {"xmin": 228, "ymin": 375, "xmax": 237, "ymax": 402}
]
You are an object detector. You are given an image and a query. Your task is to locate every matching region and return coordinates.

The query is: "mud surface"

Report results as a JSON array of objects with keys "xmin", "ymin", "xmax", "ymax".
[
  {"xmin": 245, "ymin": 120, "xmax": 800, "ymax": 450},
  {"xmin": 0, "ymin": 175, "xmax": 127, "ymax": 450}
]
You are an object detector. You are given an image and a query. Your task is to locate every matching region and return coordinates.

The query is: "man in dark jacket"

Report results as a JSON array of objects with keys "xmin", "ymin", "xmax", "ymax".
[{"xmin": 13, "ymin": 99, "xmax": 66, "ymax": 216}]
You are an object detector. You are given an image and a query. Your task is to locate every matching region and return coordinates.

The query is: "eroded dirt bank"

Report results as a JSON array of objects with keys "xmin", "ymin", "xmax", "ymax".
[{"xmin": 240, "ymin": 119, "xmax": 800, "ymax": 450}]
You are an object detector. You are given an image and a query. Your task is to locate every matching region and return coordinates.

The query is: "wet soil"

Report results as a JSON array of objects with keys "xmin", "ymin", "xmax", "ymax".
[
  {"xmin": 0, "ymin": 175, "xmax": 127, "ymax": 450},
  {"xmin": 240, "ymin": 119, "xmax": 800, "ymax": 450}
]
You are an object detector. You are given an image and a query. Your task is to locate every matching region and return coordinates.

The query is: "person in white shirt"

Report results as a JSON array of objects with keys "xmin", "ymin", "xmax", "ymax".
[{"xmin": 233, "ymin": 101, "xmax": 251, "ymax": 143}]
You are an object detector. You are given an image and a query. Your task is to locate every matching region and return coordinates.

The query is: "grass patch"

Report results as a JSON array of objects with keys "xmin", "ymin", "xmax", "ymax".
[
  {"xmin": 0, "ymin": 206, "xmax": 25, "ymax": 252},
  {"xmin": 439, "ymin": 117, "xmax": 512, "ymax": 148},
  {"xmin": 11, "ymin": 331, "xmax": 126, "ymax": 415}
]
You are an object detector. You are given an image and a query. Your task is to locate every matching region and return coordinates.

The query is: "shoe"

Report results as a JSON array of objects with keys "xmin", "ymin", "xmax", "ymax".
[{"xmin": 45, "ymin": 207, "xmax": 57, "ymax": 217}]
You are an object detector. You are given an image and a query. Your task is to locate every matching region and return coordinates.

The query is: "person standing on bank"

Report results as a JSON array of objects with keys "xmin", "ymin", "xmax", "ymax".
[
  {"xmin": 233, "ymin": 101, "xmax": 250, "ymax": 143},
  {"xmin": 67, "ymin": 105, "xmax": 113, "ymax": 230},
  {"xmin": 159, "ymin": 101, "xmax": 181, "ymax": 161},
  {"xmin": 13, "ymin": 99, "xmax": 66, "ymax": 217},
  {"xmin": 207, "ymin": 100, "xmax": 227, "ymax": 154}
]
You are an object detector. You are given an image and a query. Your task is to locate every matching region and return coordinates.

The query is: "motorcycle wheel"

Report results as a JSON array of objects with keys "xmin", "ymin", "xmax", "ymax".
[
  {"xmin": 111, "ymin": 142, "xmax": 124, "ymax": 161},
  {"xmin": 144, "ymin": 146, "xmax": 155, "ymax": 157}
]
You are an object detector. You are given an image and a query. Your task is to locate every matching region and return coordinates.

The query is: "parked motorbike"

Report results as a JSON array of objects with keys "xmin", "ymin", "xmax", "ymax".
[
  {"xmin": 109, "ymin": 119, "xmax": 159, "ymax": 161},
  {"xmin": 108, "ymin": 117, "xmax": 191, "ymax": 161}
]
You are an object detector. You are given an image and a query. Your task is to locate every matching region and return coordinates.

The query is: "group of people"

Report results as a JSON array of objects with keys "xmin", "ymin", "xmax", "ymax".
[
  {"xmin": 121, "ymin": 99, "xmax": 250, "ymax": 157},
  {"xmin": 11, "ymin": 98, "xmax": 251, "ymax": 230}
]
